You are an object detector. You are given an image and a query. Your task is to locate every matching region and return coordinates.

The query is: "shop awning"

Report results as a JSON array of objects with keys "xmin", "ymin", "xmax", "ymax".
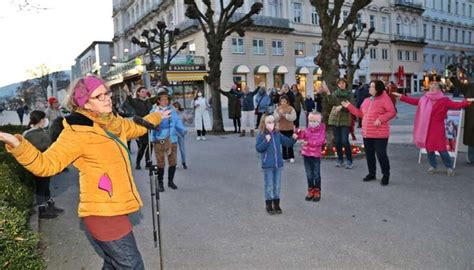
[
  {"xmin": 254, "ymin": 65, "xmax": 271, "ymax": 74},
  {"xmin": 233, "ymin": 64, "xmax": 250, "ymax": 74},
  {"xmin": 313, "ymin": 67, "xmax": 322, "ymax": 75},
  {"xmin": 167, "ymin": 72, "xmax": 207, "ymax": 82},
  {"xmin": 273, "ymin": 65, "xmax": 289, "ymax": 74},
  {"xmin": 296, "ymin": 67, "xmax": 310, "ymax": 75},
  {"xmin": 104, "ymin": 75, "xmax": 124, "ymax": 87}
]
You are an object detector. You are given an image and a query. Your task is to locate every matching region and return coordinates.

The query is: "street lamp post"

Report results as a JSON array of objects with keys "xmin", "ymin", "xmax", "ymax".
[{"xmin": 131, "ymin": 21, "xmax": 188, "ymax": 86}]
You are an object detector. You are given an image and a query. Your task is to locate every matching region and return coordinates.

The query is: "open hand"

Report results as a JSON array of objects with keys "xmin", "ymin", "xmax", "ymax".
[
  {"xmin": 341, "ymin": 100, "xmax": 350, "ymax": 108},
  {"xmin": 0, "ymin": 132, "xmax": 20, "ymax": 148},
  {"xmin": 335, "ymin": 105, "xmax": 343, "ymax": 113},
  {"xmin": 292, "ymin": 133, "xmax": 298, "ymax": 140},
  {"xmin": 374, "ymin": 119, "xmax": 382, "ymax": 127},
  {"xmin": 466, "ymin": 98, "xmax": 474, "ymax": 103},
  {"xmin": 265, "ymin": 134, "xmax": 271, "ymax": 142},
  {"xmin": 391, "ymin": 92, "xmax": 402, "ymax": 98},
  {"xmin": 161, "ymin": 110, "xmax": 171, "ymax": 119}
]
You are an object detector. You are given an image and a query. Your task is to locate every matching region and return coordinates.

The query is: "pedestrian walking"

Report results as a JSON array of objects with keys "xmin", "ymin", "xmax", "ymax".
[
  {"xmin": 255, "ymin": 114, "xmax": 296, "ymax": 215},
  {"xmin": 343, "ymin": 80, "xmax": 397, "ymax": 186},
  {"xmin": 293, "ymin": 112, "xmax": 326, "ymax": 201},
  {"xmin": 254, "ymin": 86, "xmax": 271, "ymax": 129},
  {"xmin": 324, "ymin": 78, "xmax": 355, "ymax": 169},
  {"xmin": 219, "ymin": 84, "xmax": 241, "ymax": 133},
  {"xmin": 274, "ymin": 95, "xmax": 297, "ymax": 163},
  {"xmin": 0, "ymin": 75, "xmax": 169, "ymax": 269},
  {"xmin": 291, "ymin": 84, "xmax": 306, "ymax": 128},
  {"xmin": 124, "ymin": 85, "xmax": 158, "ymax": 169},
  {"xmin": 23, "ymin": 110, "xmax": 64, "ymax": 219},
  {"xmin": 173, "ymin": 101, "xmax": 188, "ymax": 169},
  {"xmin": 304, "ymin": 95, "xmax": 316, "ymax": 127},
  {"xmin": 193, "ymin": 88, "xmax": 212, "ymax": 140},
  {"xmin": 16, "ymin": 105, "xmax": 25, "ymax": 125},
  {"xmin": 151, "ymin": 90, "xmax": 186, "ymax": 192},
  {"xmin": 231, "ymin": 84, "xmax": 259, "ymax": 137},
  {"xmin": 449, "ymin": 73, "xmax": 474, "ymax": 165},
  {"xmin": 45, "ymin": 97, "xmax": 64, "ymax": 124},
  {"xmin": 392, "ymin": 75, "xmax": 474, "ymax": 176}
]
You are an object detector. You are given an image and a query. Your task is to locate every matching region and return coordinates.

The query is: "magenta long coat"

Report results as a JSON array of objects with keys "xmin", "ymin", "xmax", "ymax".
[{"xmin": 400, "ymin": 95, "xmax": 470, "ymax": 152}]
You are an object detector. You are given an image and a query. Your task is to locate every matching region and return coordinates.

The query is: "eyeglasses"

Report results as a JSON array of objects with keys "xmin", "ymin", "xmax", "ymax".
[{"xmin": 90, "ymin": 91, "xmax": 112, "ymax": 101}]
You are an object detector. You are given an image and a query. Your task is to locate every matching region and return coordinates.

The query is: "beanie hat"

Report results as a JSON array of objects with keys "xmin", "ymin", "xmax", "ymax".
[
  {"xmin": 48, "ymin": 97, "xmax": 58, "ymax": 105},
  {"xmin": 73, "ymin": 76, "xmax": 105, "ymax": 107}
]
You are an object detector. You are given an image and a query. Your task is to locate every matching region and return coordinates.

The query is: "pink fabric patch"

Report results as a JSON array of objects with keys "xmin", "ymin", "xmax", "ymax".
[
  {"xmin": 74, "ymin": 76, "xmax": 105, "ymax": 107},
  {"xmin": 98, "ymin": 174, "xmax": 113, "ymax": 197}
]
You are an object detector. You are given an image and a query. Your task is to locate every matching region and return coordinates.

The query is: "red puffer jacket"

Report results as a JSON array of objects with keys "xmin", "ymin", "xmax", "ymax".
[{"xmin": 347, "ymin": 91, "xmax": 396, "ymax": 138}]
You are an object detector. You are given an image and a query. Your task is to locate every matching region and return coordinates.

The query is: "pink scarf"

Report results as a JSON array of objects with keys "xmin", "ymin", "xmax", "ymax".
[{"xmin": 413, "ymin": 91, "xmax": 445, "ymax": 148}]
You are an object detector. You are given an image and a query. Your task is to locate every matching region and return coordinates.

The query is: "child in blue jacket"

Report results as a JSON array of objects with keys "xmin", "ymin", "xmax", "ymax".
[{"xmin": 256, "ymin": 114, "xmax": 296, "ymax": 215}]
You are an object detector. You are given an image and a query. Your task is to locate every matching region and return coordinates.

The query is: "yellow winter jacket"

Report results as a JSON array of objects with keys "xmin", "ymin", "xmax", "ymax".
[{"xmin": 6, "ymin": 112, "xmax": 162, "ymax": 217}]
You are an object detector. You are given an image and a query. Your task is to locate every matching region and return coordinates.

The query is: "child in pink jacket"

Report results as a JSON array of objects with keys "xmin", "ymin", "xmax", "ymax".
[
  {"xmin": 293, "ymin": 112, "xmax": 326, "ymax": 202},
  {"xmin": 342, "ymin": 80, "xmax": 396, "ymax": 186}
]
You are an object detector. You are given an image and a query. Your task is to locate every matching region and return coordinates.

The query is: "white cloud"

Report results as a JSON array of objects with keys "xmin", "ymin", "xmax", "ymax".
[{"xmin": 0, "ymin": 0, "xmax": 113, "ymax": 87}]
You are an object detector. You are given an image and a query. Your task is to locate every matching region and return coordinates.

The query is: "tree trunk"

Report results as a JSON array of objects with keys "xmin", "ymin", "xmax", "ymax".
[
  {"xmin": 318, "ymin": 33, "xmax": 341, "ymax": 93},
  {"xmin": 206, "ymin": 42, "xmax": 225, "ymax": 132}
]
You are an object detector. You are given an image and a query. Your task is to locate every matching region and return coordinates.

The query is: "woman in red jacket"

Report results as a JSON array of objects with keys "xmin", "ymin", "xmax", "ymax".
[
  {"xmin": 342, "ymin": 80, "xmax": 397, "ymax": 185},
  {"xmin": 392, "ymin": 77, "xmax": 473, "ymax": 176}
]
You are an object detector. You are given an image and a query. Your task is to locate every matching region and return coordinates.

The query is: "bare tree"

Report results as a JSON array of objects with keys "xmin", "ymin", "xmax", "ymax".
[
  {"xmin": 185, "ymin": 0, "xmax": 263, "ymax": 132},
  {"xmin": 310, "ymin": 0, "xmax": 372, "ymax": 93},
  {"xmin": 340, "ymin": 23, "xmax": 378, "ymax": 90},
  {"xmin": 27, "ymin": 64, "xmax": 50, "ymax": 101}
]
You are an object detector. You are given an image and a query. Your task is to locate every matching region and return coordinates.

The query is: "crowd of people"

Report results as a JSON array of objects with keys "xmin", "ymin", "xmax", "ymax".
[{"xmin": 0, "ymin": 72, "xmax": 473, "ymax": 268}]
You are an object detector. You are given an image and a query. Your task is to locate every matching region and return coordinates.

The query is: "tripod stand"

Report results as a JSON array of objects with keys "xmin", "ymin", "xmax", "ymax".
[{"xmin": 146, "ymin": 129, "xmax": 164, "ymax": 270}]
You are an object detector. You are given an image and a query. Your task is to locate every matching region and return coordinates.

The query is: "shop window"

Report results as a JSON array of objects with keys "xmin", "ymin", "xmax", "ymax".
[
  {"xmin": 233, "ymin": 75, "xmax": 247, "ymax": 91},
  {"xmin": 295, "ymin": 74, "xmax": 307, "ymax": 97},
  {"xmin": 274, "ymin": 74, "xmax": 285, "ymax": 89},
  {"xmin": 254, "ymin": 74, "xmax": 267, "ymax": 89}
]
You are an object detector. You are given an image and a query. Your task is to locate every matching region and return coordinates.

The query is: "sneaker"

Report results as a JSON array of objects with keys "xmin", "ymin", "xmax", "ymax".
[
  {"xmin": 335, "ymin": 161, "xmax": 344, "ymax": 167},
  {"xmin": 202, "ymin": 136, "xmax": 206, "ymax": 140},
  {"xmin": 38, "ymin": 205, "xmax": 58, "ymax": 220},
  {"xmin": 427, "ymin": 167, "xmax": 436, "ymax": 174},
  {"xmin": 345, "ymin": 161, "xmax": 353, "ymax": 169},
  {"xmin": 289, "ymin": 158, "xmax": 295, "ymax": 163},
  {"xmin": 196, "ymin": 136, "xmax": 202, "ymax": 141},
  {"xmin": 447, "ymin": 168, "xmax": 455, "ymax": 176}
]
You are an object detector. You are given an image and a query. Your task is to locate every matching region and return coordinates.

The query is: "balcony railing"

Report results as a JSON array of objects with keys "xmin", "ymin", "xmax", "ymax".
[
  {"xmin": 232, "ymin": 13, "xmax": 292, "ymax": 30},
  {"xmin": 394, "ymin": 0, "xmax": 425, "ymax": 11},
  {"xmin": 391, "ymin": 34, "xmax": 427, "ymax": 45}
]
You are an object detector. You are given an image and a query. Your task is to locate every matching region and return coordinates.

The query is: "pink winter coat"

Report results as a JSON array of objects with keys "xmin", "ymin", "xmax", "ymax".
[
  {"xmin": 295, "ymin": 124, "xmax": 326, "ymax": 157},
  {"xmin": 400, "ymin": 95, "xmax": 471, "ymax": 152},
  {"xmin": 347, "ymin": 91, "xmax": 396, "ymax": 138}
]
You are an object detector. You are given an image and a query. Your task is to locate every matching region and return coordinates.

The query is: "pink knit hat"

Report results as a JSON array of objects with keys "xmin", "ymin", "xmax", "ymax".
[{"xmin": 73, "ymin": 76, "xmax": 105, "ymax": 107}]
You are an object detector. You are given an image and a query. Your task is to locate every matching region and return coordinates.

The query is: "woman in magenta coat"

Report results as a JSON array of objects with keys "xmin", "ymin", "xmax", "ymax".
[
  {"xmin": 342, "ymin": 80, "xmax": 397, "ymax": 186},
  {"xmin": 392, "ymin": 77, "xmax": 473, "ymax": 176}
]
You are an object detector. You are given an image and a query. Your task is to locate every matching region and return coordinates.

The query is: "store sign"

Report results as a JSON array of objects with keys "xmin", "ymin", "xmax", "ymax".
[
  {"xmin": 295, "ymin": 57, "xmax": 317, "ymax": 67},
  {"xmin": 168, "ymin": 65, "xmax": 206, "ymax": 71}
]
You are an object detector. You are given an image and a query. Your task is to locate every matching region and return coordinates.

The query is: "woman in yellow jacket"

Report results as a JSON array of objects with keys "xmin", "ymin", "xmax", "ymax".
[{"xmin": 0, "ymin": 76, "xmax": 169, "ymax": 269}]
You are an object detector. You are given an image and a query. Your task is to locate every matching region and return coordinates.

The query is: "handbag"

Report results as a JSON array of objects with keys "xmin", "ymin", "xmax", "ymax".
[{"xmin": 328, "ymin": 106, "xmax": 339, "ymax": 125}]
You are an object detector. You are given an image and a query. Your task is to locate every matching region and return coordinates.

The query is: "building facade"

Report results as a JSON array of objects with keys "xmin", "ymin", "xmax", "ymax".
[
  {"xmin": 421, "ymin": 0, "xmax": 474, "ymax": 77},
  {"xmin": 70, "ymin": 41, "xmax": 114, "ymax": 81}
]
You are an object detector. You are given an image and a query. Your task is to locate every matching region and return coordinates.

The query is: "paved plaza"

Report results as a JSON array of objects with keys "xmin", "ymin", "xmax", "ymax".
[{"xmin": 1, "ymin": 102, "xmax": 473, "ymax": 269}]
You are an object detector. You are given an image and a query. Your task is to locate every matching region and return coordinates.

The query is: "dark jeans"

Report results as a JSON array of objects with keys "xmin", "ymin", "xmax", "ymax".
[
  {"xmin": 363, "ymin": 138, "xmax": 390, "ymax": 177},
  {"xmin": 197, "ymin": 119, "xmax": 206, "ymax": 136},
  {"xmin": 280, "ymin": 130, "xmax": 294, "ymax": 160},
  {"xmin": 35, "ymin": 176, "xmax": 51, "ymax": 205},
  {"xmin": 294, "ymin": 110, "xmax": 301, "ymax": 128},
  {"xmin": 92, "ymin": 231, "xmax": 145, "ymax": 270},
  {"xmin": 136, "ymin": 134, "xmax": 150, "ymax": 167},
  {"xmin": 232, "ymin": 117, "xmax": 241, "ymax": 132},
  {"xmin": 303, "ymin": 156, "xmax": 321, "ymax": 189},
  {"xmin": 256, "ymin": 113, "xmax": 263, "ymax": 129},
  {"xmin": 333, "ymin": 126, "xmax": 352, "ymax": 162}
]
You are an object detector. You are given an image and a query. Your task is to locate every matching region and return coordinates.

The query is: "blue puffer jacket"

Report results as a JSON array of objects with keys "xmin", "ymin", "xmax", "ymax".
[
  {"xmin": 254, "ymin": 92, "xmax": 271, "ymax": 113},
  {"xmin": 150, "ymin": 105, "xmax": 186, "ymax": 144},
  {"xmin": 256, "ymin": 131, "xmax": 296, "ymax": 169},
  {"xmin": 232, "ymin": 88, "xmax": 258, "ymax": 111}
]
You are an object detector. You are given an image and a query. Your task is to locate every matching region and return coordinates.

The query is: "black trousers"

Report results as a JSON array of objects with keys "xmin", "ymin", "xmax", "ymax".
[
  {"xmin": 233, "ymin": 118, "xmax": 241, "ymax": 132},
  {"xmin": 363, "ymin": 138, "xmax": 390, "ymax": 177},
  {"xmin": 197, "ymin": 119, "xmax": 206, "ymax": 136},
  {"xmin": 280, "ymin": 130, "xmax": 295, "ymax": 160},
  {"xmin": 294, "ymin": 110, "xmax": 301, "ymax": 128},
  {"xmin": 136, "ymin": 134, "xmax": 150, "ymax": 167},
  {"xmin": 255, "ymin": 113, "xmax": 263, "ymax": 129},
  {"xmin": 35, "ymin": 176, "xmax": 51, "ymax": 205}
]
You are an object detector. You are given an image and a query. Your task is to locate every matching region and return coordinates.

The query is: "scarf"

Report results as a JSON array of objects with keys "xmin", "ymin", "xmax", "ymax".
[
  {"xmin": 76, "ymin": 108, "xmax": 122, "ymax": 136},
  {"xmin": 334, "ymin": 88, "xmax": 351, "ymax": 98},
  {"xmin": 413, "ymin": 90, "xmax": 445, "ymax": 148}
]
